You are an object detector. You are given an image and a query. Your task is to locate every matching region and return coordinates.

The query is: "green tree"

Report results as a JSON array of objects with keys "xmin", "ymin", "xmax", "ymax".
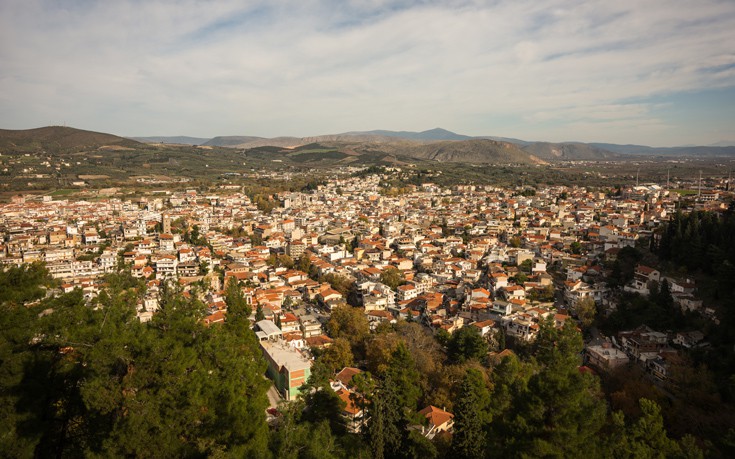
[
  {"xmin": 385, "ymin": 342, "xmax": 422, "ymax": 416},
  {"xmin": 491, "ymin": 320, "xmax": 607, "ymax": 457},
  {"xmin": 255, "ymin": 304, "xmax": 266, "ymax": 322},
  {"xmin": 327, "ymin": 306, "xmax": 369, "ymax": 350},
  {"xmin": 519, "ymin": 258, "xmax": 533, "ymax": 273},
  {"xmin": 627, "ymin": 398, "xmax": 682, "ymax": 458},
  {"xmin": 576, "ymin": 296, "xmax": 597, "ymax": 330},
  {"xmin": 0, "ymin": 262, "xmax": 53, "ymax": 305},
  {"xmin": 451, "ymin": 368, "xmax": 491, "ymax": 459},
  {"xmin": 225, "ymin": 275, "xmax": 251, "ymax": 321},
  {"xmin": 380, "ymin": 267, "xmax": 405, "ymax": 291},
  {"xmin": 319, "ymin": 338, "xmax": 354, "ymax": 374},
  {"xmin": 447, "ymin": 325, "xmax": 488, "ymax": 364}
]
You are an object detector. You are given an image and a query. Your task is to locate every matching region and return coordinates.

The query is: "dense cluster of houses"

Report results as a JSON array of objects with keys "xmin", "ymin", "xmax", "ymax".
[{"xmin": 2, "ymin": 169, "xmax": 729, "ymax": 428}]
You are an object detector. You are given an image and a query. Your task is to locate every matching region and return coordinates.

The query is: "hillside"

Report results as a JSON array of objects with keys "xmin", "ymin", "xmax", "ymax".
[
  {"xmin": 395, "ymin": 139, "xmax": 546, "ymax": 164},
  {"xmin": 522, "ymin": 142, "xmax": 615, "ymax": 160},
  {"xmin": 341, "ymin": 128, "xmax": 473, "ymax": 141},
  {"xmin": 0, "ymin": 126, "xmax": 142, "ymax": 153},
  {"xmin": 203, "ymin": 136, "xmax": 267, "ymax": 147},
  {"xmin": 590, "ymin": 143, "xmax": 735, "ymax": 157},
  {"xmin": 131, "ymin": 136, "xmax": 210, "ymax": 145}
]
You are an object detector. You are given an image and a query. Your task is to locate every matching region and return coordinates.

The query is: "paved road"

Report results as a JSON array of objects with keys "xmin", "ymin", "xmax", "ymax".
[{"xmin": 266, "ymin": 382, "xmax": 282, "ymax": 410}]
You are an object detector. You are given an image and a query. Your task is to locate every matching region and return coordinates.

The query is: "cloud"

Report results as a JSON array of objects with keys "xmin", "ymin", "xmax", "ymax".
[{"xmin": 0, "ymin": 0, "xmax": 734, "ymax": 145}]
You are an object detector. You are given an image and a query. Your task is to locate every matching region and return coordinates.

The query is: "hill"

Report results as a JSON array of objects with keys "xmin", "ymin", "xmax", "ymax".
[
  {"xmin": 342, "ymin": 127, "xmax": 472, "ymax": 141},
  {"xmin": 203, "ymin": 136, "xmax": 267, "ymax": 147},
  {"xmin": 394, "ymin": 139, "xmax": 546, "ymax": 164},
  {"xmin": 590, "ymin": 143, "xmax": 735, "ymax": 157},
  {"xmin": 0, "ymin": 126, "xmax": 142, "ymax": 153},
  {"xmin": 131, "ymin": 136, "xmax": 210, "ymax": 145},
  {"xmin": 522, "ymin": 142, "xmax": 616, "ymax": 160}
]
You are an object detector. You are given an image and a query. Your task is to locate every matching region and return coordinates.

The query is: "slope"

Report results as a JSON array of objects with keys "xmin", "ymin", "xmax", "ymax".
[
  {"xmin": 396, "ymin": 139, "xmax": 546, "ymax": 164},
  {"xmin": 0, "ymin": 126, "xmax": 142, "ymax": 153}
]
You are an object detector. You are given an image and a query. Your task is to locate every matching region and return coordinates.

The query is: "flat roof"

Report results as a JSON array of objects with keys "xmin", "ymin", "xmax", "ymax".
[
  {"xmin": 261, "ymin": 341, "xmax": 311, "ymax": 373},
  {"xmin": 256, "ymin": 319, "xmax": 282, "ymax": 337}
]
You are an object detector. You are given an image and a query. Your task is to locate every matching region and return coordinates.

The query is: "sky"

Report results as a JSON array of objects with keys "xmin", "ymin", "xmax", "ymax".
[{"xmin": 1, "ymin": 0, "xmax": 734, "ymax": 147}]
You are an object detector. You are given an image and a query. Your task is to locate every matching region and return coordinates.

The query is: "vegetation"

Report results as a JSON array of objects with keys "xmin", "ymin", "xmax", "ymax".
[
  {"xmin": 0, "ymin": 260, "xmax": 724, "ymax": 457},
  {"xmin": 0, "ymin": 270, "xmax": 269, "ymax": 457}
]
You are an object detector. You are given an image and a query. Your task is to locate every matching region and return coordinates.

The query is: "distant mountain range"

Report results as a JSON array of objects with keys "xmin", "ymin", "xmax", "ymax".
[
  {"xmin": 2, "ymin": 126, "xmax": 735, "ymax": 165},
  {"xmin": 131, "ymin": 136, "xmax": 210, "ymax": 145},
  {"xmin": 131, "ymin": 128, "xmax": 735, "ymax": 159}
]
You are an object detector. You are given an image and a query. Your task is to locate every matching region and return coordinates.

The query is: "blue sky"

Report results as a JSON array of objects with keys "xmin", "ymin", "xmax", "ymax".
[{"xmin": 1, "ymin": 0, "xmax": 734, "ymax": 146}]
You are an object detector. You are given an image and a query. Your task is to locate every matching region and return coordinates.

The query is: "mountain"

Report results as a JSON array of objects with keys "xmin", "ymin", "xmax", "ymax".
[
  {"xmin": 204, "ymin": 136, "xmax": 268, "ymax": 147},
  {"xmin": 131, "ymin": 136, "xmax": 210, "ymax": 145},
  {"xmin": 342, "ymin": 128, "xmax": 472, "ymax": 141},
  {"xmin": 710, "ymin": 140, "xmax": 735, "ymax": 147},
  {"xmin": 522, "ymin": 142, "xmax": 615, "ymax": 160},
  {"xmin": 590, "ymin": 143, "xmax": 735, "ymax": 157},
  {"xmin": 394, "ymin": 139, "xmax": 546, "ymax": 164},
  {"xmin": 0, "ymin": 126, "xmax": 142, "ymax": 153}
]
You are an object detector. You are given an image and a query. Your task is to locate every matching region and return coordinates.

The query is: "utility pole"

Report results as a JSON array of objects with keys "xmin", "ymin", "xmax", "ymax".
[
  {"xmin": 636, "ymin": 168, "xmax": 639, "ymax": 187},
  {"xmin": 666, "ymin": 168, "xmax": 670, "ymax": 189},
  {"xmin": 698, "ymin": 170, "xmax": 702, "ymax": 197}
]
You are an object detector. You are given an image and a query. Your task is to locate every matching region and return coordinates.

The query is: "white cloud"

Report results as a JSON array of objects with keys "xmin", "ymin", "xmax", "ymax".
[{"xmin": 0, "ymin": 0, "xmax": 734, "ymax": 145}]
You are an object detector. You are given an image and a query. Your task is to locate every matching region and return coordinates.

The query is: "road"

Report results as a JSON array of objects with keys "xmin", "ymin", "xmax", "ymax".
[{"xmin": 266, "ymin": 381, "xmax": 282, "ymax": 410}]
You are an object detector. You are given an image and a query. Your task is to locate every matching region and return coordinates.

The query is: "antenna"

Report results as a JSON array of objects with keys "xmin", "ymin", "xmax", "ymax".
[
  {"xmin": 698, "ymin": 170, "xmax": 702, "ymax": 197},
  {"xmin": 666, "ymin": 168, "xmax": 670, "ymax": 189},
  {"xmin": 636, "ymin": 168, "xmax": 639, "ymax": 187}
]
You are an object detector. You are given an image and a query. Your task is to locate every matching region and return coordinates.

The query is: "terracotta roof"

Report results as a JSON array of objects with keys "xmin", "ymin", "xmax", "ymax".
[
  {"xmin": 335, "ymin": 367, "xmax": 362, "ymax": 388},
  {"xmin": 418, "ymin": 405, "xmax": 453, "ymax": 428}
]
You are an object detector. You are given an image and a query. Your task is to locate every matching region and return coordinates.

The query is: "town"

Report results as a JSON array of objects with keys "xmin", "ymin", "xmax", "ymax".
[{"xmin": 2, "ymin": 166, "xmax": 731, "ymax": 428}]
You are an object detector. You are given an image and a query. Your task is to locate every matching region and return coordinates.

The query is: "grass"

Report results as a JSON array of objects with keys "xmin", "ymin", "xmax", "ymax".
[{"xmin": 49, "ymin": 189, "xmax": 76, "ymax": 196}]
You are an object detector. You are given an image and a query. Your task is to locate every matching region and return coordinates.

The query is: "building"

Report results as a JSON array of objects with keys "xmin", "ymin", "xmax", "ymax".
[
  {"xmin": 586, "ymin": 343, "xmax": 629, "ymax": 371},
  {"xmin": 260, "ymin": 340, "xmax": 311, "ymax": 401}
]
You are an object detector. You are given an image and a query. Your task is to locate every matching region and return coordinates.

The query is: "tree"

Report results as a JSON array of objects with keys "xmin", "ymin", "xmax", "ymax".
[
  {"xmin": 0, "ymin": 271, "xmax": 271, "ymax": 458},
  {"xmin": 529, "ymin": 320, "xmax": 606, "ymax": 455},
  {"xmin": 367, "ymin": 381, "xmax": 402, "ymax": 459},
  {"xmin": 0, "ymin": 262, "xmax": 53, "ymax": 305},
  {"xmin": 576, "ymin": 296, "xmax": 597, "ymax": 330},
  {"xmin": 327, "ymin": 306, "xmax": 369, "ymax": 350},
  {"xmin": 224, "ymin": 276, "xmax": 251, "ymax": 321},
  {"xmin": 319, "ymin": 338, "xmax": 354, "ymax": 374},
  {"xmin": 451, "ymin": 369, "xmax": 491, "ymax": 459},
  {"xmin": 380, "ymin": 267, "xmax": 405, "ymax": 291},
  {"xmin": 297, "ymin": 254, "xmax": 312, "ymax": 274},
  {"xmin": 447, "ymin": 326, "xmax": 488, "ymax": 364},
  {"xmin": 491, "ymin": 320, "xmax": 607, "ymax": 457},
  {"xmin": 519, "ymin": 258, "xmax": 533, "ymax": 274},
  {"xmin": 385, "ymin": 342, "xmax": 422, "ymax": 416},
  {"xmin": 627, "ymin": 399, "xmax": 682, "ymax": 458},
  {"xmin": 570, "ymin": 241, "xmax": 582, "ymax": 254},
  {"xmin": 255, "ymin": 304, "xmax": 265, "ymax": 322}
]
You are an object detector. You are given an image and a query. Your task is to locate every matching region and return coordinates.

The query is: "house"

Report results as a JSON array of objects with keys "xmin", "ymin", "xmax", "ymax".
[
  {"xmin": 586, "ymin": 342, "xmax": 629, "ymax": 371},
  {"xmin": 618, "ymin": 325, "xmax": 667, "ymax": 361},
  {"xmin": 336, "ymin": 388, "xmax": 366, "ymax": 433},
  {"xmin": 417, "ymin": 405, "xmax": 454, "ymax": 439},
  {"xmin": 260, "ymin": 339, "xmax": 311, "ymax": 400},
  {"xmin": 299, "ymin": 314, "xmax": 322, "ymax": 338},
  {"xmin": 672, "ymin": 331, "xmax": 705, "ymax": 349},
  {"xmin": 471, "ymin": 319, "xmax": 496, "ymax": 337},
  {"xmin": 333, "ymin": 367, "xmax": 362, "ymax": 391},
  {"xmin": 624, "ymin": 265, "xmax": 661, "ymax": 296}
]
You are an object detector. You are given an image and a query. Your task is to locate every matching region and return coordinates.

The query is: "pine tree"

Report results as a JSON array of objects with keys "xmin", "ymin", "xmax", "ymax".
[
  {"xmin": 224, "ymin": 275, "xmax": 251, "ymax": 321},
  {"xmin": 255, "ymin": 304, "xmax": 265, "ymax": 322},
  {"xmin": 451, "ymin": 368, "xmax": 491, "ymax": 459}
]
